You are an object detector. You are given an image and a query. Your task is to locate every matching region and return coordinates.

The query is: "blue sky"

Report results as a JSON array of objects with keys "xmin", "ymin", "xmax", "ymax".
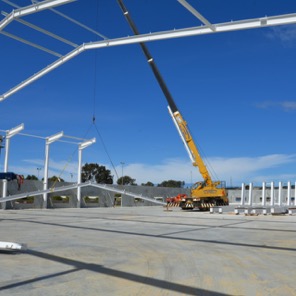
[{"xmin": 1, "ymin": 0, "xmax": 296, "ymax": 187}]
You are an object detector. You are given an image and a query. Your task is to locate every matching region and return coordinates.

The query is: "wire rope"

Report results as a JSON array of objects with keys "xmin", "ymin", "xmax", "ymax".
[
  {"xmin": 193, "ymin": 132, "xmax": 220, "ymax": 182},
  {"xmin": 92, "ymin": 122, "xmax": 119, "ymax": 181},
  {"xmin": 90, "ymin": 0, "xmax": 119, "ymax": 181},
  {"xmin": 50, "ymin": 0, "xmax": 100, "ymax": 189}
]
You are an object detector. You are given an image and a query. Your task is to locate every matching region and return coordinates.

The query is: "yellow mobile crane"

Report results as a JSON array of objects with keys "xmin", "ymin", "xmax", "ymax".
[{"xmin": 118, "ymin": 0, "xmax": 229, "ymax": 210}]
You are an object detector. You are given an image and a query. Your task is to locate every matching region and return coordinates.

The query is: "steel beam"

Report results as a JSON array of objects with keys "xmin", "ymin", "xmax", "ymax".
[
  {"xmin": 31, "ymin": 0, "xmax": 107, "ymax": 39},
  {"xmin": 0, "ymin": 30, "xmax": 62, "ymax": 57},
  {"xmin": 177, "ymin": 0, "xmax": 216, "ymax": 31},
  {"xmin": 1, "ymin": 10, "xmax": 78, "ymax": 47},
  {"xmin": 0, "ymin": 0, "xmax": 75, "ymax": 31}
]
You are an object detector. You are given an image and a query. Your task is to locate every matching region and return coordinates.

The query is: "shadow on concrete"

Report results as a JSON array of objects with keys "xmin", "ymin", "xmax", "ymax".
[
  {"xmin": 92, "ymin": 214, "xmax": 296, "ymax": 233},
  {"xmin": 0, "ymin": 268, "xmax": 79, "ymax": 292},
  {"xmin": 0, "ymin": 249, "xmax": 228, "ymax": 296},
  {"xmin": 4, "ymin": 210, "xmax": 296, "ymax": 234},
  {"xmin": 3, "ymin": 217, "xmax": 296, "ymax": 253}
]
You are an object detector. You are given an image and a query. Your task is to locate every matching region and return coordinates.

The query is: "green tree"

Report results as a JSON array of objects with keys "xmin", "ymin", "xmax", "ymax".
[
  {"xmin": 158, "ymin": 180, "xmax": 185, "ymax": 188},
  {"xmin": 117, "ymin": 175, "xmax": 136, "ymax": 186},
  {"xmin": 26, "ymin": 175, "xmax": 38, "ymax": 180},
  {"xmin": 141, "ymin": 181, "xmax": 154, "ymax": 187},
  {"xmin": 48, "ymin": 176, "xmax": 65, "ymax": 182},
  {"xmin": 81, "ymin": 163, "xmax": 113, "ymax": 184}
]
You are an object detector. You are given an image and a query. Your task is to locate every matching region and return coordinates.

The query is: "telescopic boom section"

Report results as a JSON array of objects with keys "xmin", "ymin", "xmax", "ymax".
[
  {"xmin": 117, "ymin": 0, "xmax": 177, "ymax": 113},
  {"xmin": 117, "ymin": 0, "xmax": 213, "ymax": 186},
  {"xmin": 167, "ymin": 107, "xmax": 212, "ymax": 185}
]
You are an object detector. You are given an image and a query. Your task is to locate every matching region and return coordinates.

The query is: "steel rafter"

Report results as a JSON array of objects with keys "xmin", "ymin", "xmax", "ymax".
[
  {"xmin": 0, "ymin": 30, "xmax": 62, "ymax": 57},
  {"xmin": 0, "ymin": 181, "xmax": 166, "ymax": 205},
  {"xmin": 31, "ymin": 0, "xmax": 107, "ymax": 39},
  {"xmin": 177, "ymin": 0, "xmax": 216, "ymax": 31},
  {"xmin": 1, "ymin": 10, "xmax": 78, "ymax": 47},
  {"xmin": 0, "ymin": 0, "xmax": 75, "ymax": 31}
]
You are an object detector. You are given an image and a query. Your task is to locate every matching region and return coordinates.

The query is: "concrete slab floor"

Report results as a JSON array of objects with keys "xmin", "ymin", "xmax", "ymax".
[{"xmin": 0, "ymin": 206, "xmax": 295, "ymax": 296}]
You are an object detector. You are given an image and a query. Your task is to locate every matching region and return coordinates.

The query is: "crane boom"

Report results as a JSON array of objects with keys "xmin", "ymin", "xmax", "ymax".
[
  {"xmin": 117, "ymin": 0, "xmax": 212, "ymax": 185},
  {"xmin": 117, "ymin": 0, "xmax": 228, "ymax": 209}
]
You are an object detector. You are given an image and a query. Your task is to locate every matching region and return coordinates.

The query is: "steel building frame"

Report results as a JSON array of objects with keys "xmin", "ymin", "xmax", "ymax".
[{"xmin": 1, "ymin": 1, "xmax": 296, "ymax": 101}]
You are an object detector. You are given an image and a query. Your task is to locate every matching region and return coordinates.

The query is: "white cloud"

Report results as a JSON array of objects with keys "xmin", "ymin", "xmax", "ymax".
[
  {"xmin": 255, "ymin": 101, "xmax": 296, "ymax": 112},
  {"xmin": 281, "ymin": 101, "xmax": 296, "ymax": 111},
  {"xmin": 255, "ymin": 101, "xmax": 276, "ymax": 109},
  {"xmin": 8, "ymin": 154, "xmax": 296, "ymax": 187},
  {"xmin": 116, "ymin": 159, "xmax": 193, "ymax": 185},
  {"xmin": 116, "ymin": 154, "xmax": 296, "ymax": 186},
  {"xmin": 266, "ymin": 26, "xmax": 296, "ymax": 44},
  {"xmin": 208, "ymin": 154, "xmax": 296, "ymax": 184}
]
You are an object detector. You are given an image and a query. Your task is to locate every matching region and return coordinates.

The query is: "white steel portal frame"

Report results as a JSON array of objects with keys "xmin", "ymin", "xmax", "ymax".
[{"xmin": 1, "ymin": 1, "xmax": 296, "ymax": 101}]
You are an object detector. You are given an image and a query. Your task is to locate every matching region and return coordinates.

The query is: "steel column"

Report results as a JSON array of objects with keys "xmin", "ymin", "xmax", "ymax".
[
  {"xmin": 77, "ymin": 138, "xmax": 95, "ymax": 208},
  {"xmin": 248, "ymin": 183, "xmax": 253, "ymax": 206},
  {"xmin": 240, "ymin": 183, "xmax": 245, "ymax": 206},
  {"xmin": 271, "ymin": 182, "xmax": 275, "ymax": 206},
  {"xmin": 43, "ymin": 131, "xmax": 63, "ymax": 208},
  {"xmin": 278, "ymin": 181, "xmax": 282, "ymax": 206},
  {"xmin": 1, "ymin": 124, "xmax": 24, "ymax": 207},
  {"xmin": 262, "ymin": 182, "xmax": 266, "ymax": 206},
  {"xmin": 287, "ymin": 181, "xmax": 291, "ymax": 206}
]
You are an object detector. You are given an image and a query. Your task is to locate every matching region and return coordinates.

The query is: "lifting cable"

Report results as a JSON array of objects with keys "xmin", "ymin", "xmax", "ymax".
[
  {"xmin": 49, "ymin": 148, "xmax": 76, "ymax": 190},
  {"xmin": 195, "ymin": 138, "xmax": 220, "ymax": 182},
  {"xmin": 90, "ymin": 0, "xmax": 119, "ymax": 181},
  {"xmin": 92, "ymin": 119, "xmax": 119, "ymax": 181}
]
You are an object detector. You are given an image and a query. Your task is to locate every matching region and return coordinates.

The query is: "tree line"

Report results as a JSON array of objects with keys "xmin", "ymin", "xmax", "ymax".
[{"xmin": 25, "ymin": 163, "xmax": 186, "ymax": 188}]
